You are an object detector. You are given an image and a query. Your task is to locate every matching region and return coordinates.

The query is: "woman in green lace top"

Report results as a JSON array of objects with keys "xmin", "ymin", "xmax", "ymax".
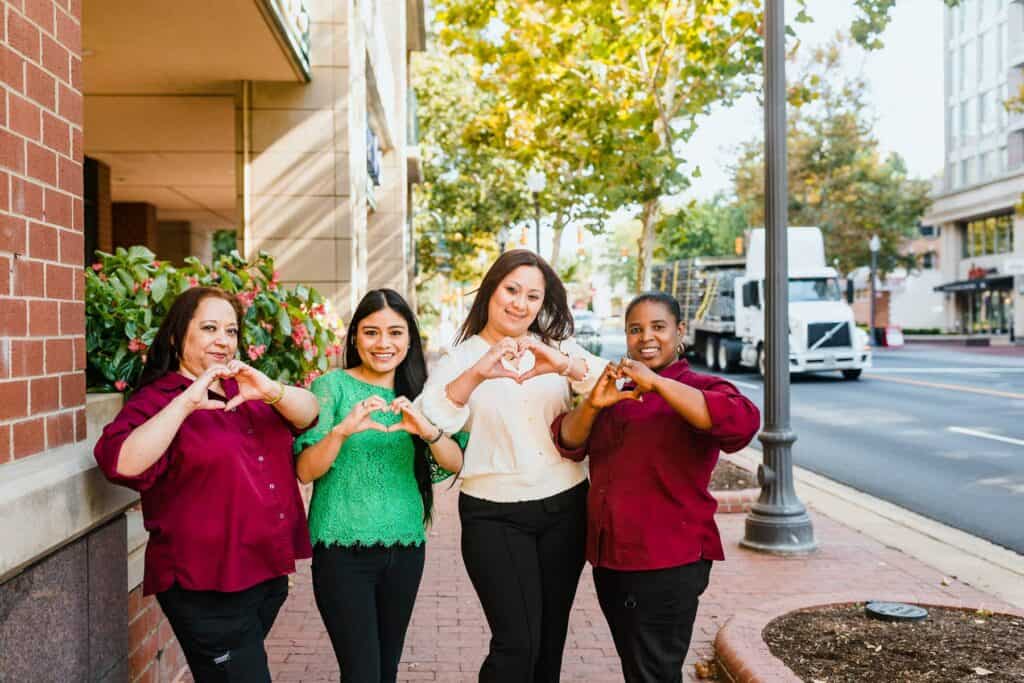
[{"xmin": 294, "ymin": 289, "xmax": 464, "ymax": 683}]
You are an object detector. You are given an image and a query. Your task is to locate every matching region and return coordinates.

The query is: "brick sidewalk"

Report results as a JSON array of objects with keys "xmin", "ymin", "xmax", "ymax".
[{"xmin": 222, "ymin": 483, "xmax": 1010, "ymax": 683}]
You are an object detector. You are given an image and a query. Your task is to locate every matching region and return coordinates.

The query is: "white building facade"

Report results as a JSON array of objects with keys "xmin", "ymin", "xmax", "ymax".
[{"xmin": 924, "ymin": 0, "xmax": 1023, "ymax": 338}]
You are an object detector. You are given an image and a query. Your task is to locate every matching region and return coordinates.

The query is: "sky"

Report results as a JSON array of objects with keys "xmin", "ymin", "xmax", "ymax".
[{"xmin": 682, "ymin": 0, "xmax": 946, "ymax": 199}]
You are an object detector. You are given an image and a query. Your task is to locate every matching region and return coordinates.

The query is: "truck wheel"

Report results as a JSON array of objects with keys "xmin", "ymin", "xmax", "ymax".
[
  {"xmin": 705, "ymin": 336, "xmax": 719, "ymax": 370},
  {"xmin": 717, "ymin": 339, "xmax": 737, "ymax": 373},
  {"xmin": 757, "ymin": 347, "xmax": 766, "ymax": 377},
  {"xmin": 842, "ymin": 369, "xmax": 862, "ymax": 381}
]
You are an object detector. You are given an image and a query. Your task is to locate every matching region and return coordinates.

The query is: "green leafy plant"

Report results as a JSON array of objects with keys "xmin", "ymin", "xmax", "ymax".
[{"xmin": 86, "ymin": 246, "xmax": 344, "ymax": 392}]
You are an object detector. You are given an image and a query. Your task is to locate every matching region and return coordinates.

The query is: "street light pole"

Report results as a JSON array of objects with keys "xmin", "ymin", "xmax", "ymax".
[
  {"xmin": 869, "ymin": 235, "xmax": 881, "ymax": 345},
  {"xmin": 525, "ymin": 170, "xmax": 546, "ymax": 257},
  {"xmin": 534, "ymin": 194, "xmax": 541, "ymax": 254},
  {"xmin": 740, "ymin": 0, "xmax": 816, "ymax": 555}
]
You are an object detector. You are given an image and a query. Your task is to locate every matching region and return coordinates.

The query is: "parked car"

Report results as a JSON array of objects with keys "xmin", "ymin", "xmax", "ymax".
[{"xmin": 572, "ymin": 310, "xmax": 603, "ymax": 356}]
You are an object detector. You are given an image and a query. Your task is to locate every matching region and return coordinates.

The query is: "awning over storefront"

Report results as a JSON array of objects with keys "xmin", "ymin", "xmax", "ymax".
[{"xmin": 933, "ymin": 275, "xmax": 1014, "ymax": 293}]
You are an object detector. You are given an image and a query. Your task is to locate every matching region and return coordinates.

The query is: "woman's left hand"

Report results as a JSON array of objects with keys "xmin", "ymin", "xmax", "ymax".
[
  {"xmin": 515, "ymin": 337, "xmax": 571, "ymax": 383},
  {"xmin": 617, "ymin": 357, "xmax": 661, "ymax": 395},
  {"xmin": 389, "ymin": 396, "xmax": 441, "ymax": 440},
  {"xmin": 224, "ymin": 360, "xmax": 281, "ymax": 411}
]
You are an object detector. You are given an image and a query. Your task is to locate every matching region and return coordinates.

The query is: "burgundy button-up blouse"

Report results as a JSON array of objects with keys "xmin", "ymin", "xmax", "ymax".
[
  {"xmin": 552, "ymin": 360, "xmax": 760, "ymax": 571},
  {"xmin": 94, "ymin": 372, "xmax": 313, "ymax": 595}
]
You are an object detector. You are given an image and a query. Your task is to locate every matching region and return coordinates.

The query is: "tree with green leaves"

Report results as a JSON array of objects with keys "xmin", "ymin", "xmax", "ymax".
[
  {"xmin": 731, "ymin": 37, "xmax": 933, "ymax": 274},
  {"xmin": 657, "ymin": 193, "xmax": 749, "ymax": 261}
]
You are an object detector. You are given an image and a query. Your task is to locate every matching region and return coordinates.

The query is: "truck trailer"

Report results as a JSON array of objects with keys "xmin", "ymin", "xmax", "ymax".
[{"xmin": 651, "ymin": 227, "xmax": 872, "ymax": 379}]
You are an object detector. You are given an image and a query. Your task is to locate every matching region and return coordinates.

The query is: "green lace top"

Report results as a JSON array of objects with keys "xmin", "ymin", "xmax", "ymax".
[{"xmin": 294, "ymin": 370, "xmax": 463, "ymax": 548}]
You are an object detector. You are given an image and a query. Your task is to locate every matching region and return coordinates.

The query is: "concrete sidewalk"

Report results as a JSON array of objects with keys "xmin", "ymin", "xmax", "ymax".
[{"xmin": 231, "ymin": 471, "xmax": 1016, "ymax": 683}]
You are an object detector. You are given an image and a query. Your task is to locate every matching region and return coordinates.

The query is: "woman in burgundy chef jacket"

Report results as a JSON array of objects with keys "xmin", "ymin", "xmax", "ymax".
[
  {"xmin": 94, "ymin": 287, "xmax": 319, "ymax": 683},
  {"xmin": 552, "ymin": 292, "xmax": 760, "ymax": 683}
]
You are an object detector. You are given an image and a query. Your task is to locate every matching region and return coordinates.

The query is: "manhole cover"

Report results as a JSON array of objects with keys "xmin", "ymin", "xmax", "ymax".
[{"xmin": 865, "ymin": 601, "xmax": 929, "ymax": 622}]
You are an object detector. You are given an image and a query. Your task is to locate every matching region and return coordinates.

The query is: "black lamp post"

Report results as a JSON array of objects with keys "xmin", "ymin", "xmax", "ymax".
[
  {"xmin": 525, "ymin": 171, "xmax": 546, "ymax": 256},
  {"xmin": 740, "ymin": 0, "xmax": 816, "ymax": 555},
  {"xmin": 869, "ymin": 234, "xmax": 881, "ymax": 344}
]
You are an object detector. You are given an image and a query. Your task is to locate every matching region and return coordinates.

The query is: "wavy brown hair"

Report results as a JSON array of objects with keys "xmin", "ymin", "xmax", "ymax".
[{"xmin": 456, "ymin": 249, "xmax": 574, "ymax": 344}]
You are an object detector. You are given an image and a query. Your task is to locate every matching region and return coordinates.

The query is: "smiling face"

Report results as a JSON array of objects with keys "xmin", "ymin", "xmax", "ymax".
[
  {"xmin": 625, "ymin": 300, "xmax": 685, "ymax": 371},
  {"xmin": 352, "ymin": 306, "xmax": 410, "ymax": 376},
  {"xmin": 179, "ymin": 296, "xmax": 240, "ymax": 378},
  {"xmin": 485, "ymin": 265, "xmax": 546, "ymax": 338}
]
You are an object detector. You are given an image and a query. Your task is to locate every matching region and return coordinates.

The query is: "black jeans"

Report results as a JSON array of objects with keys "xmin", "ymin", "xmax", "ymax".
[
  {"xmin": 593, "ymin": 559, "xmax": 713, "ymax": 683},
  {"xmin": 156, "ymin": 575, "xmax": 288, "ymax": 683},
  {"xmin": 459, "ymin": 481, "xmax": 588, "ymax": 683},
  {"xmin": 311, "ymin": 543, "xmax": 426, "ymax": 683}
]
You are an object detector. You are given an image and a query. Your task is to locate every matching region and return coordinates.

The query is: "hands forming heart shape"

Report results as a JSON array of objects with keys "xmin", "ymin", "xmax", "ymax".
[
  {"xmin": 585, "ymin": 358, "xmax": 655, "ymax": 409},
  {"xmin": 183, "ymin": 360, "xmax": 278, "ymax": 412},
  {"xmin": 479, "ymin": 337, "xmax": 572, "ymax": 384},
  {"xmin": 337, "ymin": 395, "xmax": 439, "ymax": 439}
]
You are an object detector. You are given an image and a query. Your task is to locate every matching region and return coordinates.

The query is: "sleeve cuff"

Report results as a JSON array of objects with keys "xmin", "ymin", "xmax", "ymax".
[{"xmin": 550, "ymin": 413, "xmax": 587, "ymax": 461}]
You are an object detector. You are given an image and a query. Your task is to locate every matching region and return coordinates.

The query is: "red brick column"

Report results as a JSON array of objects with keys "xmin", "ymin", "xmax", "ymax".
[{"xmin": 0, "ymin": 0, "xmax": 85, "ymax": 462}]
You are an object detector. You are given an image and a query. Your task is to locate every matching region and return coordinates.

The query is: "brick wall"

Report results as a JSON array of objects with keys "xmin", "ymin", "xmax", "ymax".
[
  {"xmin": 128, "ymin": 586, "xmax": 187, "ymax": 683},
  {"xmin": 0, "ymin": 0, "xmax": 86, "ymax": 462}
]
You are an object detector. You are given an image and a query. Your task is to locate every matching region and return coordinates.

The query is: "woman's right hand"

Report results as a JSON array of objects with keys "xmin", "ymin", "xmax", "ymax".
[
  {"xmin": 472, "ymin": 337, "xmax": 525, "ymax": 381},
  {"xmin": 177, "ymin": 364, "xmax": 233, "ymax": 413},
  {"xmin": 586, "ymin": 364, "xmax": 643, "ymax": 409},
  {"xmin": 333, "ymin": 395, "xmax": 390, "ymax": 438}
]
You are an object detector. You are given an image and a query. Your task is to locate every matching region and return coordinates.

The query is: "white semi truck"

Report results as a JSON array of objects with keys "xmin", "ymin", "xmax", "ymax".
[{"xmin": 651, "ymin": 227, "xmax": 872, "ymax": 380}]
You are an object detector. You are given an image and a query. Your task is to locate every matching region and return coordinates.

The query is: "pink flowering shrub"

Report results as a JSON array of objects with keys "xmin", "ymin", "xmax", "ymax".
[{"xmin": 86, "ymin": 246, "xmax": 344, "ymax": 392}]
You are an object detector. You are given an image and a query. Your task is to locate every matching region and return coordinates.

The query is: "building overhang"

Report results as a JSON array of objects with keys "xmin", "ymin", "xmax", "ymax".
[
  {"xmin": 83, "ymin": 0, "xmax": 312, "ymax": 94},
  {"xmin": 923, "ymin": 170, "xmax": 1024, "ymax": 225},
  {"xmin": 934, "ymin": 275, "xmax": 1014, "ymax": 293}
]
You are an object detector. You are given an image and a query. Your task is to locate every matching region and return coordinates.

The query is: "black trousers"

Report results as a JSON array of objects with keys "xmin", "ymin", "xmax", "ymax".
[
  {"xmin": 311, "ymin": 543, "xmax": 426, "ymax": 683},
  {"xmin": 156, "ymin": 575, "xmax": 288, "ymax": 683},
  {"xmin": 593, "ymin": 559, "xmax": 713, "ymax": 683},
  {"xmin": 459, "ymin": 481, "xmax": 588, "ymax": 683}
]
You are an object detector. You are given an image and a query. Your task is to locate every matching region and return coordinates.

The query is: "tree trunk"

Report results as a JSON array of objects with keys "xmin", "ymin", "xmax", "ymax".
[
  {"xmin": 549, "ymin": 219, "xmax": 566, "ymax": 269},
  {"xmin": 634, "ymin": 200, "xmax": 658, "ymax": 293}
]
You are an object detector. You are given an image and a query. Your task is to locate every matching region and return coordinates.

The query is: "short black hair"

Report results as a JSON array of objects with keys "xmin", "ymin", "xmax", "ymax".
[{"xmin": 624, "ymin": 291, "xmax": 682, "ymax": 325}]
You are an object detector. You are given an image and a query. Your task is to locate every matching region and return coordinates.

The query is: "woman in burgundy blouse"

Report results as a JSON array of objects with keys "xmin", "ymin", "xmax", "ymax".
[
  {"xmin": 94, "ymin": 287, "xmax": 319, "ymax": 683},
  {"xmin": 553, "ymin": 292, "xmax": 760, "ymax": 683}
]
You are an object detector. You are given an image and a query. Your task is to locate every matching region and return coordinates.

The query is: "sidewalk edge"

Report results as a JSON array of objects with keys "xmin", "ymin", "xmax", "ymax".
[{"xmin": 729, "ymin": 448, "xmax": 1024, "ymax": 608}]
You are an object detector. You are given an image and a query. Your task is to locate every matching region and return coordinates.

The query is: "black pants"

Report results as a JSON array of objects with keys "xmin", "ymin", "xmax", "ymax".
[
  {"xmin": 311, "ymin": 543, "xmax": 426, "ymax": 683},
  {"xmin": 156, "ymin": 575, "xmax": 288, "ymax": 683},
  {"xmin": 459, "ymin": 481, "xmax": 588, "ymax": 683},
  {"xmin": 593, "ymin": 559, "xmax": 713, "ymax": 683}
]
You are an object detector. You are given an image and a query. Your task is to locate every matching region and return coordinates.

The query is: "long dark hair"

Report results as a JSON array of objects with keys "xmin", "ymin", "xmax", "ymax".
[
  {"xmin": 345, "ymin": 289, "xmax": 436, "ymax": 523},
  {"xmin": 456, "ymin": 249, "xmax": 574, "ymax": 344},
  {"xmin": 138, "ymin": 287, "xmax": 243, "ymax": 389}
]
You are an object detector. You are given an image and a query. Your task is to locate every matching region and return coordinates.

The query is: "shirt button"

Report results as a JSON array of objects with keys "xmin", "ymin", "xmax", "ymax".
[
  {"xmin": 269, "ymin": 483, "xmax": 275, "ymax": 490},
  {"xmin": 258, "ymin": 456, "xmax": 264, "ymax": 462},
  {"xmin": 279, "ymin": 513, "xmax": 285, "ymax": 520}
]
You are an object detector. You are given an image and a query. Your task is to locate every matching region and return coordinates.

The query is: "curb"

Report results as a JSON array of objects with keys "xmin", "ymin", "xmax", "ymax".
[
  {"xmin": 713, "ymin": 591, "xmax": 1024, "ymax": 683},
  {"xmin": 712, "ymin": 487, "xmax": 759, "ymax": 513},
  {"xmin": 712, "ymin": 453, "xmax": 760, "ymax": 513}
]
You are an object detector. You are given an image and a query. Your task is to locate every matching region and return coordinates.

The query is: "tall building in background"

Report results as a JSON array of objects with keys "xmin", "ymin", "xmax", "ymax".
[{"xmin": 925, "ymin": 0, "xmax": 1023, "ymax": 338}]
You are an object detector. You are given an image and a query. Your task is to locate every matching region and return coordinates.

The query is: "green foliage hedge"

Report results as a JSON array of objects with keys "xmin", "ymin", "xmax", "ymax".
[{"xmin": 86, "ymin": 246, "xmax": 344, "ymax": 392}]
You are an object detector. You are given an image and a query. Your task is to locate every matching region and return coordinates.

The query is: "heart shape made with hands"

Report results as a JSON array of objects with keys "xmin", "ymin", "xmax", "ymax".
[{"xmin": 500, "ymin": 349, "xmax": 536, "ymax": 377}]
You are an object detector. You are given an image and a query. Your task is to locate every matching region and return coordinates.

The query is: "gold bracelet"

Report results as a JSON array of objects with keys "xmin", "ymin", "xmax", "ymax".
[{"xmin": 263, "ymin": 381, "xmax": 285, "ymax": 406}]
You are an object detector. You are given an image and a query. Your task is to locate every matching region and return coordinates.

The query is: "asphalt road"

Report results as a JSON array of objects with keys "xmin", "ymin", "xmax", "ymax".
[{"xmin": 599, "ymin": 335, "xmax": 1024, "ymax": 555}]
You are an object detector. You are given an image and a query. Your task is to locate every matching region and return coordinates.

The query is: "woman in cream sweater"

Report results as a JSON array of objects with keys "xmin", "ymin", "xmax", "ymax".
[{"xmin": 420, "ymin": 249, "xmax": 605, "ymax": 683}]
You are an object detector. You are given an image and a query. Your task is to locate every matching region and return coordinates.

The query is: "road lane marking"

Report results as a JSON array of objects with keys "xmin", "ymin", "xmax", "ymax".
[
  {"xmin": 869, "ymin": 367, "xmax": 1024, "ymax": 374},
  {"xmin": 947, "ymin": 427, "xmax": 1024, "ymax": 448},
  {"xmin": 867, "ymin": 374, "xmax": 1024, "ymax": 400}
]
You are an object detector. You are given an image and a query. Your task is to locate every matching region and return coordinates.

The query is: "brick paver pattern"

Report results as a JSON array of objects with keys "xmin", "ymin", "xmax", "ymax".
[{"xmin": 204, "ymin": 484, "xmax": 1004, "ymax": 683}]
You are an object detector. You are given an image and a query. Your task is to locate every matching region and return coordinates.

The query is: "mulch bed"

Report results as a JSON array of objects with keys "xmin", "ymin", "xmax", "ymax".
[
  {"xmin": 710, "ymin": 459, "xmax": 757, "ymax": 491},
  {"xmin": 763, "ymin": 603, "xmax": 1024, "ymax": 681}
]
